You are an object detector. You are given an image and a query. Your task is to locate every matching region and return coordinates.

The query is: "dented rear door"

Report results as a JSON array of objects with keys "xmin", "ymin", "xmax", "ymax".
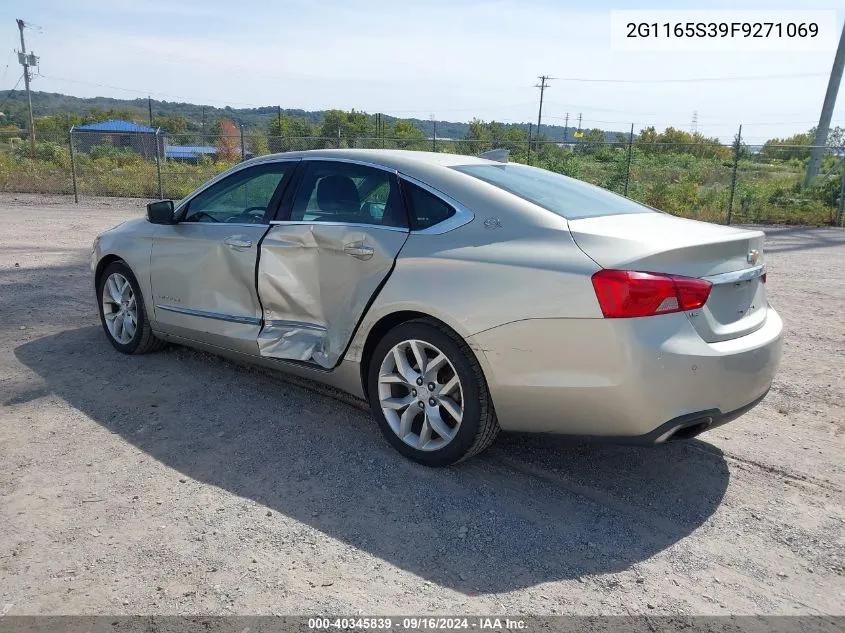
[
  {"xmin": 257, "ymin": 224, "xmax": 407, "ymax": 366},
  {"xmin": 256, "ymin": 159, "xmax": 409, "ymax": 368}
]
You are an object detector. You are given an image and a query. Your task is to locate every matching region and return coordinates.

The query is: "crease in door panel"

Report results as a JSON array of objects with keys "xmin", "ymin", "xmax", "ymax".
[{"xmin": 257, "ymin": 227, "xmax": 331, "ymax": 366}]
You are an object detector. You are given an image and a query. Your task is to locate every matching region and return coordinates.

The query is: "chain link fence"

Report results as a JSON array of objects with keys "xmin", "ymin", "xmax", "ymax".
[{"xmin": 0, "ymin": 128, "xmax": 842, "ymax": 225}]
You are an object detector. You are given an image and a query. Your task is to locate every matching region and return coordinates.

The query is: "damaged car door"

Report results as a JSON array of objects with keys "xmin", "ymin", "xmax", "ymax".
[
  {"xmin": 150, "ymin": 161, "xmax": 295, "ymax": 354},
  {"xmin": 257, "ymin": 159, "xmax": 410, "ymax": 367}
]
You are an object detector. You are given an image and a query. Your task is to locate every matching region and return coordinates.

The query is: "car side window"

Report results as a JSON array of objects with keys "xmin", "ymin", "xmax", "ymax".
[
  {"xmin": 401, "ymin": 180, "xmax": 456, "ymax": 230},
  {"xmin": 182, "ymin": 163, "xmax": 290, "ymax": 224},
  {"xmin": 290, "ymin": 162, "xmax": 407, "ymax": 229}
]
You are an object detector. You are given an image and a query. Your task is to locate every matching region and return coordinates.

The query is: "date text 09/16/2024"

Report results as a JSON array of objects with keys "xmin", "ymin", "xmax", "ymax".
[{"xmin": 307, "ymin": 617, "xmax": 528, "ymax": 630}]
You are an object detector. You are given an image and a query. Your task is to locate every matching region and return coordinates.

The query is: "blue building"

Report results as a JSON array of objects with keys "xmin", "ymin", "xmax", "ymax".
[
  {"xmin": 74, "ymin": 120, "xmax": 164, "ymax": 160},
  {"xmin": 164, "ymin": 145, "xmax": 218, "ymax": 162}
]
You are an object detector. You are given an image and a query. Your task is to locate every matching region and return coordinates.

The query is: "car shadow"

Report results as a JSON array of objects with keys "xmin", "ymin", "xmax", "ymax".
[
  {"xmin": 13, "ymin": 326, "xmax": 730, "ymax": 594},
  {"xmin": 758, "ymin": 225, "xmax": 845, "ymax": 254}
]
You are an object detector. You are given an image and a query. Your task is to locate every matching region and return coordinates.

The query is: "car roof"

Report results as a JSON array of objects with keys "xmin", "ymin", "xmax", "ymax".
[{"xmin": 250, "ymin": 148, "xmax": 496, "ymax": 172}]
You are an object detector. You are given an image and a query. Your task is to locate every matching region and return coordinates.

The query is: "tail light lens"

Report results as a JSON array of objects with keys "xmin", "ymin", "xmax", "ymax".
[{"xmin": 591, "ymin": 269, "xmax": 712, "ymax": 318}]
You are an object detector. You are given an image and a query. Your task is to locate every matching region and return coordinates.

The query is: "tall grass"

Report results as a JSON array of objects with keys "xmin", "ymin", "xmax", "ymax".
[{"xmin": 0, "ymin": 140, "xmax": 837, "ymax": 225}]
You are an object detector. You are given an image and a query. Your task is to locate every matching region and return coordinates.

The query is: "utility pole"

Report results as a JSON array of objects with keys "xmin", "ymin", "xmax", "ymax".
[
  {"xmin": 534, "ymin": 75, "xmax": 553, "ymax": 152},
  {"xmin": 806, "ymin": 22, "xmax": 845, "ymax": 185},
  {"xmin": 563, "ymin": 113, "xmax": 569, "ymax": 144},
  {"xmin": 277, "ymin": 105, "xmax": 282, "ymax": 135},
  {"xmin": 16, "ymin": 19, "xmax": 37, "ymax": 158},
  {"xmin": 201, "ymin": 107, "xmax": 206, "ymax": 137},
  {"xmin": 577, "ymin": 113, "xmax": 582, "ymax": 133},
  {"xmin": 148, "ymin": 96, "xmax": 153, "ymax": 127}
]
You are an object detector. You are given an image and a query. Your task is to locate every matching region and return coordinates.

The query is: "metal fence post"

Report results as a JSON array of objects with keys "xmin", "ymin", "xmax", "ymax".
[
  {"xmin": 68, "ymin": 126, "xmax": 79, "ymax": 204},
  {"xmin": 624, "ymin": 122, "xmax": 634, "ymax": 196},
  {"xmin": 726, "ymin": 124, "xmax": 742, "ymax": 225},
  {"xmin": 154, "ymin": 128, "xmax": 164, "ymax": 199},
  {"xmin": 836, "ymin": 161, "xmax": 845, "ymax": 227},
  {"xmin": 527, "ymin": 123, "xmax": 533, "ymax": 166},
  {"xmin": 431, "ymin": 118, "xmax": 436, "ymax": 153}
]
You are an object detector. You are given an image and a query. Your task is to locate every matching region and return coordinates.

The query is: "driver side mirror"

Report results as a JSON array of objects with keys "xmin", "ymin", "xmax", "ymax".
[{"xmin": 146, "ymin": 200, "xmax": 175, "ymax": 225}]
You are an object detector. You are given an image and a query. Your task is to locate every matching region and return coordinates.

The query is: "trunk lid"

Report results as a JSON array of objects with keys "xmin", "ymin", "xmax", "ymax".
[{"xmin": 568, "ymin": 212, "xmax": 767, "ymax": 343}]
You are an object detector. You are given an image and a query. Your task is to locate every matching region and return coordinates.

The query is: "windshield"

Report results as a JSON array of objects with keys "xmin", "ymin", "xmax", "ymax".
[{"xmin": 452, "ymin": 163, "xmax": 654, "ymax": 220}]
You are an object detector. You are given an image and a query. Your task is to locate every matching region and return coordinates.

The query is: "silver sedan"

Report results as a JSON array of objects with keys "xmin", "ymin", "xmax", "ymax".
[{"xmin": 92, "ymin": 149, "xmax": 783, "ymax": 465}]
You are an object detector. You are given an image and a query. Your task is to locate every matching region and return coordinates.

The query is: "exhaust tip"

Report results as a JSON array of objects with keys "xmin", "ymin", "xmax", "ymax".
[{"xmin": 666, "ymin": 417, "xmax": 714, "ymax": 441}]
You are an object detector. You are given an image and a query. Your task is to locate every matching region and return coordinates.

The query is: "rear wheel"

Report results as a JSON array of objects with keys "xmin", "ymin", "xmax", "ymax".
[
  {"xmin": 97, "ymin": 261, "xmax": 165, "ymax": 355},
  {"xmin": 367, "ymin": 319, "xmax": 499, "ymax": 466}
]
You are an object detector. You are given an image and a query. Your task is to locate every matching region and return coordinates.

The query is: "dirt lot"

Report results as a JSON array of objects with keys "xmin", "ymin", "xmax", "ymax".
[{"xmin": 0, "ymin": 192, "xmax": 843, "ymax": 616}]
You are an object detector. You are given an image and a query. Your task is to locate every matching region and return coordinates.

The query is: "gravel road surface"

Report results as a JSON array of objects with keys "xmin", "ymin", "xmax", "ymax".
[{"xmin": 1, "ymin": 193, "xmax": 843, "ymax": 615}]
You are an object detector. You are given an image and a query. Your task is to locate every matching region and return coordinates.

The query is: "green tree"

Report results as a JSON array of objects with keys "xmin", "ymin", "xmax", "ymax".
[
  {"xmin": 319, "ymin": 109, "xmax": 375, "ymax": 148},
  {"xmin": 246, "ymin": 128, "xmax": 270, "ymax": 156},
  {"xmin": 268, "ymin": 115, "xmax": 317, "ymax": 151},
  {"xmin": 389, "ymin": 120, "xmax": 425, "ymax": 149},
  {"xmin": 635, "ymin": 126, "xmax": 728, "ymax": 159},
  {"xmin": 760, "ymin": 131, "xmax": 814, "ymax": 161},
  {"xmin": 85, "ymin": 108, "xmax": 144, "ymax": 124},
  {"xmin": 35, "ymin": 113, "xmax": 84, "ymax": 137},
  {"xmin": 575, "ymin": 128, "xmax": 607, "ymax": 155},
  {"xmin": 152, "ymin": 115, "xmax": 188, "ymax": 135},
  {"xmin": 463, "ymin": 118, "xmax": 493, "ymax": 154}
]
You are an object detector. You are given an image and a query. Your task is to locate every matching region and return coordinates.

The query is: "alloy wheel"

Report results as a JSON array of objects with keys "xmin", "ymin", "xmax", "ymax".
[
  {"xmin": 377, "ymin": 339, "xmax": 464, "ymax": 451},
  {"xmin": 101, "ymin": 272, "xmax": 137, "ymax": 345}
]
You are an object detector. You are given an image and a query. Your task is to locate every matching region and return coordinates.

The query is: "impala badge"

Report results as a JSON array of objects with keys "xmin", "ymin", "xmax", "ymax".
[{"xmin": 747, "ymin": 249, "xmax": 761, "ymax": 265}]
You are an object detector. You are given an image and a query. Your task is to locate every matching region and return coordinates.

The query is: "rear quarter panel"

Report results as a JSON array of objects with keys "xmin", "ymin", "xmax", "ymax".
[{"xmin": 343, "ymin": 217, "xmax": 602, "ymax": 365}]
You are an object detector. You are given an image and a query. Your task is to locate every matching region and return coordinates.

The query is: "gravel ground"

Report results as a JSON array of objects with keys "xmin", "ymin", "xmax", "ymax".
[{"xmin": 0, "ymin": 192, "xmax": 843, "ymax": 616}]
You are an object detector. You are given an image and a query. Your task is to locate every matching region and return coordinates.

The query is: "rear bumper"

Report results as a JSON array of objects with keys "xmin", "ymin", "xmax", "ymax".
[{"xmin": 467, "ymin": 306, "xmax": 783, "ymax": 438}]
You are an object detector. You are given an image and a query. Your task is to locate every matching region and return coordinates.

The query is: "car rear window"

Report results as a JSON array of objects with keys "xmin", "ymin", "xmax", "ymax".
[{"xmin": 452, "ymin": 163, "xmax": 654, "ymax": 220}]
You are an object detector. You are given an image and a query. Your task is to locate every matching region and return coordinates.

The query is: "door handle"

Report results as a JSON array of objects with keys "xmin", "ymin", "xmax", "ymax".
[
  {"xmin": 224, "ymin": 237, "xmax": 253, "ymax": 250},
  {"xmin": 343, "ymin": 242, "xmax": 375, "ymax": 260}
]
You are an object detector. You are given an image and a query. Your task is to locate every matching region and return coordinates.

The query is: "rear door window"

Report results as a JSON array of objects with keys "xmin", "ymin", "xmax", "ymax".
[{"xmin": 290, "ymin": 161, "xmax": 408, "ymax": 229}]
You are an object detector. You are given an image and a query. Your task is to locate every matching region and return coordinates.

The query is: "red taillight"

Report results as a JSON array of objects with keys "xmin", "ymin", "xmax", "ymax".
[
  {"xmin": 760, "ymin": 272, "xmax": 767, "ymax": 283},
  {"xmin": 591, "ymin": 269, "xmax": 712, "ymax": 318}
]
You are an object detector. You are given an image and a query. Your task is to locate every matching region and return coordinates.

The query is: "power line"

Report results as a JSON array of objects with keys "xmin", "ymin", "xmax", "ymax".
[
  {"xmin": 379, "ymin": 102, "xmax": 536, "ymax": 114},
  {"xmin": 0, "ymin": 72, "xmax": 24, "ymax": 113},
  {"xmin": 554, "ymin": 72, "xmax": 828, "ymax": 84},
  {"xmin": 0, "ymin": 49, "xmax": 13, "ymax": 87},
  {"xmin": 38, "ymin": 73, "xmax": 538, "ymax": 117},
  {"xmin": 37, "ymin": 73, "xmax": 271, "ymax": 108}
]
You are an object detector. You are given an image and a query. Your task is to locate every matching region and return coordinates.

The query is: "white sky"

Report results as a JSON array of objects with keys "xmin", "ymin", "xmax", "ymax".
[{"xmin": 1, "ymin": 0, "xmax": 843, "ymax": 142}]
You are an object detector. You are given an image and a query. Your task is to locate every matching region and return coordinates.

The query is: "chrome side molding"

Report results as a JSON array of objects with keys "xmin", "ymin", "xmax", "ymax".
[{"xmin": 156, "ymin": 304, "xmax": 262, "ymax": 325}]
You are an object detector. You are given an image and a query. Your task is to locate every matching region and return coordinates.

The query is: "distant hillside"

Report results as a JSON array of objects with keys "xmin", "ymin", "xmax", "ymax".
[{"xmin": 0, "ymin": 90, "xmax": 623, "ymax": 142}]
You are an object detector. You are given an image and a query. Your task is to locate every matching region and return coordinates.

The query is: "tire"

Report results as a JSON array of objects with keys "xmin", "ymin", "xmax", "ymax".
[
  {"xmin": 96, "ymin": 261, "xmax": 165, "ymax": 355},
  {"xmin": 367, "ymin": 318, "xmax": 499, "ymax": 466}
]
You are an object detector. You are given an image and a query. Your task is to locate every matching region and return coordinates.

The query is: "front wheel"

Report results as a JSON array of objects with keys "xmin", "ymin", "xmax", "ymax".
[
  {"xmin": 97, "ymin": 261, "xmax": 165, "ymax": 355},
  {"xmin": 367, "ymin": 319, "xmax": 499, "ymax": 466}
]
